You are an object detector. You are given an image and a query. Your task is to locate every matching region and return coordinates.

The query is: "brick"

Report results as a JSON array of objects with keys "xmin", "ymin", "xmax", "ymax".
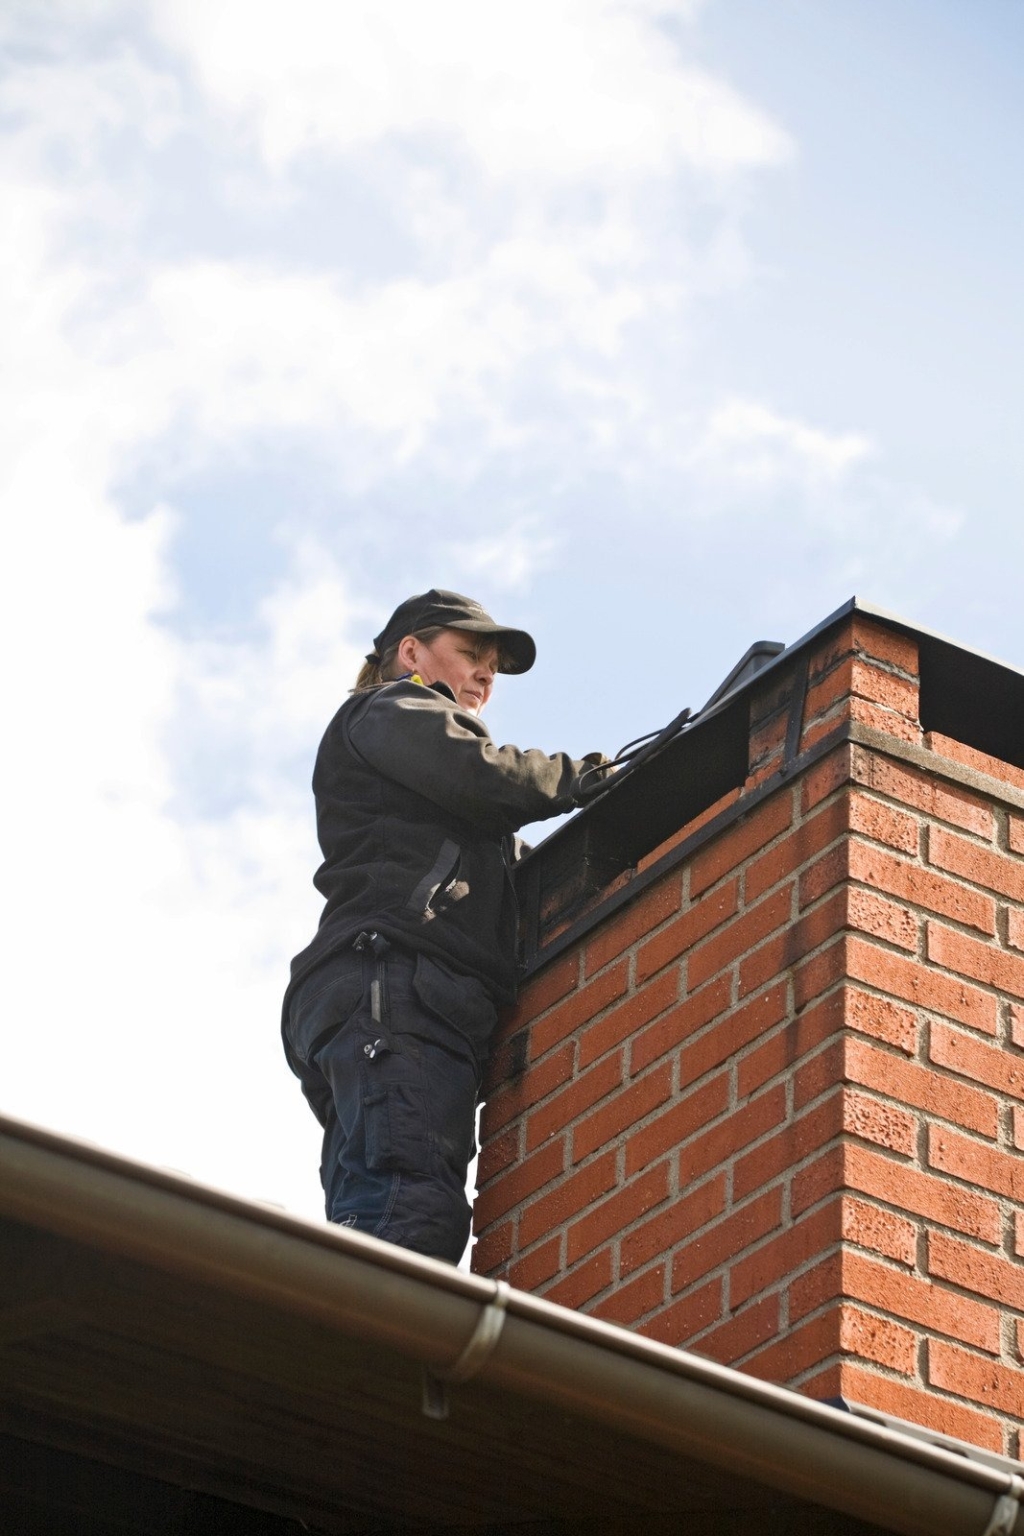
[
  {"xmin": 1009, "ymin": 909, "xmax": 1024, "ymax": 954},
  {"xmin": 848, "ymin": 697, "xmax": 921, "ymax": 745},
  {"xmin": 848, "ymin": 793, "xmax": 920, "ymax": 855},
  {"xmin": 688, "ymin": 886, "xmax": 794, "ymax": 991},
  {"xmin": 850, "ymin": 617, "xmax": 919, "ymax": 676},
  {"xmin": 566, "ymin": 1162, "xmax": 670, "ymax": 1265},
  {"xmin": 591, "ymin": 1263, "xmax": 666, "ymax": 1326},
  {"xmin": 748, "ymin": 711, "xmax": 788, "ymax": 773},
  {"xmin": 804, "ymin": 657, "xmax": 919, "ymax": 726},
  {"xmin": 1014, "ymin": 1007, "xmax": 1024, "ymax": 1050},
  {"xmin": 847, "ymin": 888, "xmax": 918, "ymax": 952},
  {"xmin": 842, "ymin": 1089, "xmax": 917, "ymax": 1156},
  {"xmin": 639, "ymin": 1276, "xmax": 723, "ymax": 1346},
  {"xmin": 1015, "ymin": 1105, "xmax": 1024, "ymax": 1151},
  {"xmin": 518, "ymin": 1149, "xmax": 617, "ymax": 1249},
  {"xmin": 929, "ymin": 827, "xmax": 1024, "ymax": 902},
  {"xmin": 635, "ymin": 881, "xmax": 739, "ymax": 984},
  {"xmin": 476, "ymin": 1124, "xmax": 521, "ymax": 1186},
  {"xmin": 791, "ymin": 1143, "xmax": 845, "ymax": 1216},
  {"xmin": 928, "ymin": 1339, "xmax": 1024, "ymax": 1418},
  {"xmin": 813, "ymin": 1362, "xmax": 1003, "ymax": 1451},
  {"xmin": 798, "ymin": 1250, "xmax": 1000, "ymax": 1353},
  {"xmin": 852, "ymin": 748, "xmax": 994, "ymax": 838},
  {"xmin": 847, "ymin": 840, "xmax": 996, "ymax": 934},
  {"xmin": 843, "ymin": 1305, "xmax": 918, "ymax": 1373},
  {"xmin": 470, "ymin": 1220, "xmax": 514, "ymax": 1275},
  {"xmin": 508, "ymin": 1235, "xmax": 561, "ymax": 1291},
  {"xmin": 624, "ymin": 1073, "xmax": 730, "ymax": 1178},
  {"xmin": 542, "ymin": 1247, "xmax": 613, "ymax": 1310},
  {"xmin": 925, "ymin": 732, "xmax": 1024, "ymax": 794},
  {"xmin": 731, "ymin": 1201, "xmax": 842, "ymax": 1308},
  {"xmin": 483, "ymin": 1025, "xmax": 530, "ymax": 1093},
  {"xmin": 733, "ymin": 1093, "xmax": 843, "ymax": 1203},
  {"xmin": 793, "ymin": 1142, "xmax": 1001, "ymax": 1243},
  {"xmin": 620, "ymin": 1174, "xmax": 727, "ymax": 1277},
  {"xmin": 841, "ymin": 1195, "xmax": 917, "ymax": 1266},
  {"xmin": 671, "ymin": 1187, "xmax": 783, "ymax": 1292},
  {"xmin": 583, "ymin": 873, "xmax": 683, "ymax": 978},
  {"xmin": 629, "ymin": 974, "xmax": 731, "ymax": 1075},
  {"xmin": 525, "ymin": 1050, "xmax": 623, "ymax": 1151},
  {"xmin": 793, "ymin": 936, "xmax": 849, "ymax": 1011},
  {"xmin": 579, "ymin": 971, "xmax": 678, "ymax": 1074},
  {"xmin": 678, "ymin": 982, "xmax": 789, "ymax": 1087},
  {"xmin": 511, "ymin": 949, "xmax": 578, "ymax": 1024},
  {"xmin": 927, "ymin": 921, "xmax": 1024, "ymax": 1002},
  {"xmin": 793, "ymin": 1040, "xmax": 844, "ymax": 1109},
  {"xmin": 929, "ymin": 1021, "xmax": 1024, "ymax": 1102},
  {"xmin": 928, "ymin": 1123, "xmax": 1024, "ymax": 1201},
  {"xmin": 744, "ymin": 895, "xmax": 850, "ymax": 1002},
  {"xmin": 745, "ymin": 798, "xmax": 851, "ymax": 905},
  {"xmin": 473, "ymin": 1137, "xmax": 565, "ymax": 1228},
  {"xmin": 843, "ymin": 987, "xmax": 918, "ymax": 1053},
  {"xmin": 481, "ymin": 1042, "xmax": 574, "ymax": 1138},
  {"xmin": 785, "ymin": 985, "xmax": 917, "ymax": 1061},
  {"xmin": 529, "ymin": 960, "xmax": 629, "ymax": 1060},
  {"xmin": 742, "ymin": 1311, "xmax": 838, "ymax": 1382},
  {"xmin": 571, "ymin": 1061, "xmax": 673, "ymax": 1163},
  {"xmin": 690, "ymin": 792, "xmax": 794, "ymax": 897},
  {"xmin": 678, "ymin": 1084, "xmax": 786, "ymax": 1185},
  {"xmin": 1011, "ymin": 817, "xmax": 1024, "ymax": 857},
  {"xmin": 698, "ymin": 1294, "xmax": 780, "ymax": 1365},
  {"xmin": 846, "ymin": 935, "xmax": 998, "ymax": 1034},
  {"xmin": 801, "ymin": 743, "xmax": 854, "ymax": 813},
  {"xmin": 928, "ymin": 1231, "xmax": 1024, "ymax": 1312},
  {"xmin": 846, "ymin": 1035, "xmax": 999, "ymax": 1139}
]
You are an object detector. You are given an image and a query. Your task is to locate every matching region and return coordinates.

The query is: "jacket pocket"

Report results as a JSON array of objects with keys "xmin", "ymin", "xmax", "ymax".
[{"xmin": 406, "ymin": 839, "xmax": 469, "ymax": 922}]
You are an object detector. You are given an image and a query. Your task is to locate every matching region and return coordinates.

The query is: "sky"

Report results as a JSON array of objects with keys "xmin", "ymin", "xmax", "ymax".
[{"xmin": 2, "ymin": 0, "xmax": 1022, "ymax": 1225}]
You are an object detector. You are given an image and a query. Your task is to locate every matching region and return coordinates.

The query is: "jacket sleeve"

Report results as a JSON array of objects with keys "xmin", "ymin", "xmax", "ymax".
[{"xmin": 347, "ymin": 681, "xmax": 587, "ymax": 833}]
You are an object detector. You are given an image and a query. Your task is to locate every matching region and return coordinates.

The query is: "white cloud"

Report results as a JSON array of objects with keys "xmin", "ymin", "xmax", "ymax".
[
  {"xmin": 149, "ymin": 0, "xmax": 791, "ymax": 181},
  {"xmin": 450, "ymin": 518, "xmax": 561, "ymax": 591},
  {"xmin": 692, "ymin": 397, "xmax": 875, "ymax": 489}
]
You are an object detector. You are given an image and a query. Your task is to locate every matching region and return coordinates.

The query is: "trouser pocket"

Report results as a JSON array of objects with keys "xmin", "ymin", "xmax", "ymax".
[{"xmin": 361, "ymin": 1079, "xmax": 431, "ymax": 1175}]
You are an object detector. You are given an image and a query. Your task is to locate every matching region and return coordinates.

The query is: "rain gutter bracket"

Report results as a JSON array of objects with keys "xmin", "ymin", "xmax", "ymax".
[
  {"xmin": 982, "ymin": 1476, "xmax": 1024, "ymax": 1536},
  {"xmin": 421, "ymin": 1279, "xmax": 511, "ymax": 1420}
]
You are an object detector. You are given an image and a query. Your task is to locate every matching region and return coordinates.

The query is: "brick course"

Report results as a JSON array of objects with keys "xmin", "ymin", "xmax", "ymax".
[{"xmin": 473, "ymin": 613, "xmax": 1024, "ymax": 1457}]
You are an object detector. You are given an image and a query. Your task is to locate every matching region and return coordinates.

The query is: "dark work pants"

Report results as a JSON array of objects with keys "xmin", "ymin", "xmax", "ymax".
[{"xmin": 285, "ymin": 940, "xmax": 497, "ymax": 1265}]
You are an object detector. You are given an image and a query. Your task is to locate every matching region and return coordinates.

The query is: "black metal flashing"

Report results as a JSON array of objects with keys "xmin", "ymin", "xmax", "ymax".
[{"xmin": 517, "ymin": 597, "xmax": 1024, "ymax": 968}]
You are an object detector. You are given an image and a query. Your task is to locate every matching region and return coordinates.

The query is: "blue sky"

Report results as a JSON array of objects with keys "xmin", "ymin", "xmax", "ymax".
[{"xmin": 2, "ymin": 0, "xmax": 1021, "ymax": 1221}]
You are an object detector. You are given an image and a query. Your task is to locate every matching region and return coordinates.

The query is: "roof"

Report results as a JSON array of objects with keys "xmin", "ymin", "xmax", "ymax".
[{"xmin": 2, "ymin": 1113, "xmax": 1021, "ymax": 1535}]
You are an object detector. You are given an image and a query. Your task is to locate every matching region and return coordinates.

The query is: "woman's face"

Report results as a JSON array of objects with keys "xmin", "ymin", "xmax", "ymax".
[{"xmin": 400, "ymin": 629, "xmax": 499, "ymax": 714}]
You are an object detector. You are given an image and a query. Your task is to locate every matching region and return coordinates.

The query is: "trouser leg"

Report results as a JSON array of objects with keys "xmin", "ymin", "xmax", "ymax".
[{"xmin": 285, "ymin": 942, "xmax": 494, "ymax": 1265}]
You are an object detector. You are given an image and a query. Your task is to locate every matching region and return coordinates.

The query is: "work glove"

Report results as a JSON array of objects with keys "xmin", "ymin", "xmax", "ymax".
[{"xmin": 571, "ymin": 752, "xmax": 617, "ymax": 805}]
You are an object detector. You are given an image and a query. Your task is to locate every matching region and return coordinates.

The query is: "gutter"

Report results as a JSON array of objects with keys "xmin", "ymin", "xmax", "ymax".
[{"xmin": 1, "ymin": 1114, "xmax": 1021, "ymax": 1536}]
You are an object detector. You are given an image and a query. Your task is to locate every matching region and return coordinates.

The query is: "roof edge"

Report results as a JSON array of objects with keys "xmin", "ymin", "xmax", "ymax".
[{"xmin": 1, "ymin": 1113, "xmax": 1021, "ymax": 1536}]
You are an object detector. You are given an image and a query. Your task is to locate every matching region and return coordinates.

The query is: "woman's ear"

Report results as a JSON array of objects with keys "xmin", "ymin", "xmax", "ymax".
[{"xmin": 396, "ymin": 634, "xmax": 420, "ymax": 674}]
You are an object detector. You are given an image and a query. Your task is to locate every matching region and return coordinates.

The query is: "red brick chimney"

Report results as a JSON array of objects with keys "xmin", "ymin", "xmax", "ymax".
[{"xmin": 472, "ymin": 601, "xmax": 1024, "ymax": 1459}]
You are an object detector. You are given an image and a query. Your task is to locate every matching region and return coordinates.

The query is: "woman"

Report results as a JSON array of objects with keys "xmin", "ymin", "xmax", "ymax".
[{"xmin": 282, "ymin": 589, "xmax": 603, "ymax": 1263}]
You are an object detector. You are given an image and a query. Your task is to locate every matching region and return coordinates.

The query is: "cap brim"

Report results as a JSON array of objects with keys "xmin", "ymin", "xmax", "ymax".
[{"xmin": 447, "ymin": 620, "xmax": 536, "ymax": 674}]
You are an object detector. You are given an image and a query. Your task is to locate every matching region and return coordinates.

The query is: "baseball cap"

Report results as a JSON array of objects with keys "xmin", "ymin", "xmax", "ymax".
[{"xmin": 371, "ymin": 589, "xmax": 536, "ymax": 675}]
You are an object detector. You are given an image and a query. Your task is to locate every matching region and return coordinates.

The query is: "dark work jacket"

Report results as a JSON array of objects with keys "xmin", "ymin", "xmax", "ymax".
[{"xmin": 283, "ymin": 678, "xmax": 587, "ymax": 1023}]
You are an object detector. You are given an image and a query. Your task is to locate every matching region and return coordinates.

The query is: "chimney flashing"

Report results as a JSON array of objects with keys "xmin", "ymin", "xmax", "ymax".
[{"xmin": 518, "ymin": 598, "xmax": 1024, "ymax": 968}]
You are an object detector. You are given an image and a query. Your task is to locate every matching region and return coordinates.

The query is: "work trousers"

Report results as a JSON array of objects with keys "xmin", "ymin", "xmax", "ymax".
[{"xmin": 285, "ymin": 937, "xmax": 497, "ymax": 1265}]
